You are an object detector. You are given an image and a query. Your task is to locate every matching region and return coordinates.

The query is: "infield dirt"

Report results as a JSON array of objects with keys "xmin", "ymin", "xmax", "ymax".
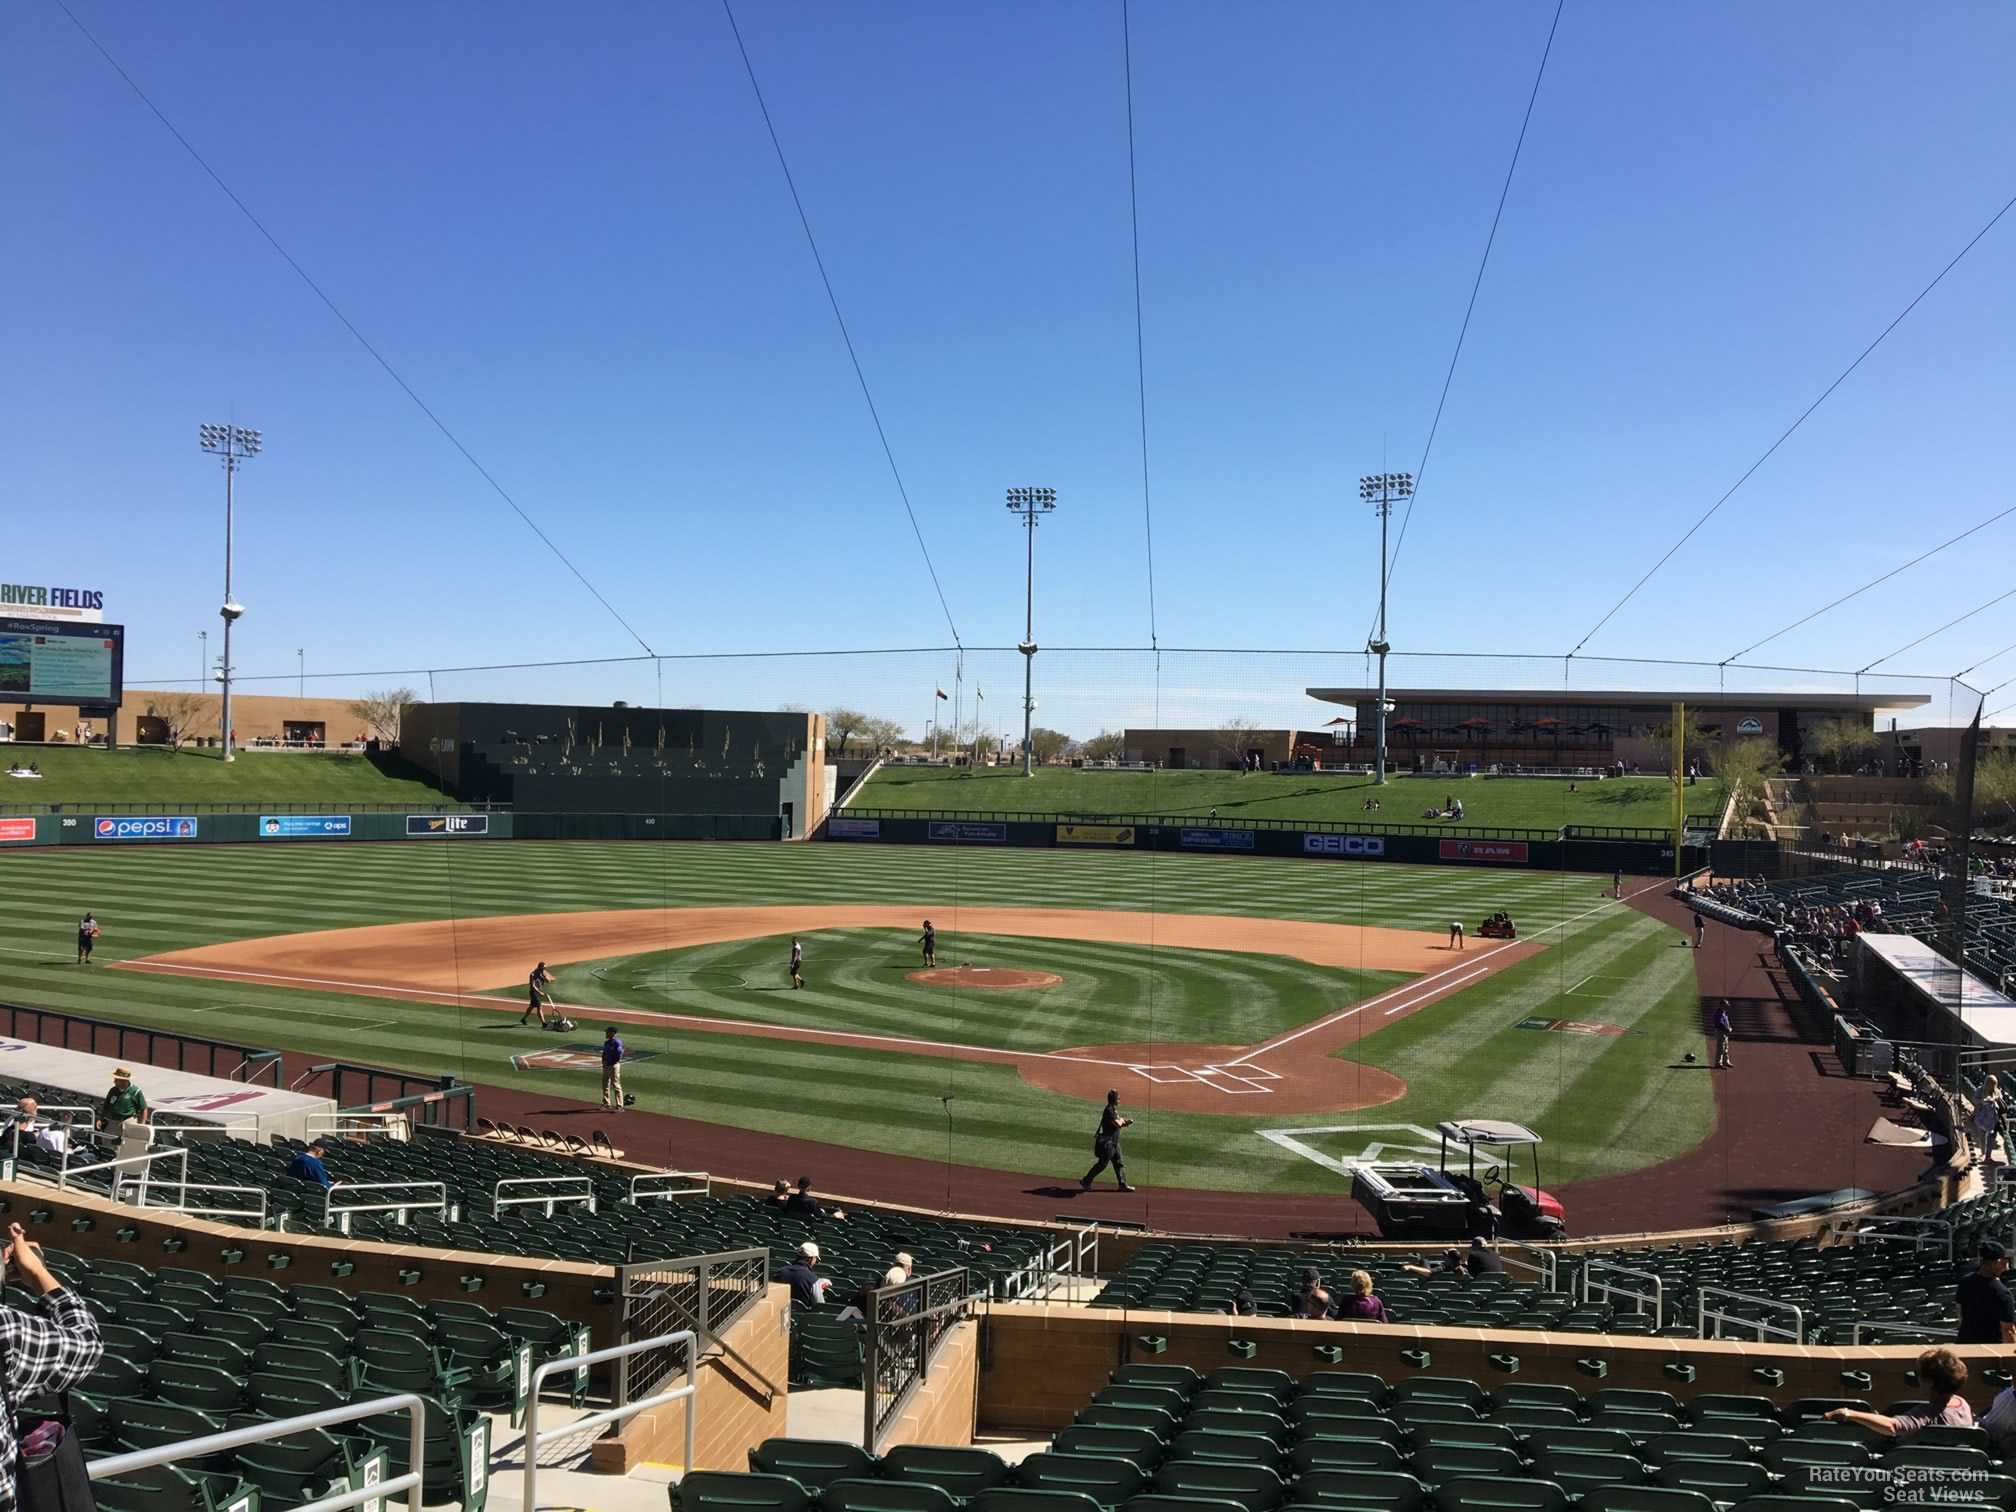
[{"xmin": 117, "ymin": 904, "xmax": 1542, "ymax": 1113}]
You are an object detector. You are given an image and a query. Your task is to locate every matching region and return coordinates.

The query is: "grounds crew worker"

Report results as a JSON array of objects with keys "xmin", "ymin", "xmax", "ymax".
[{"xmin": 1080, "ymin": 1089, "xmax": 1136, "ymax": 1193}]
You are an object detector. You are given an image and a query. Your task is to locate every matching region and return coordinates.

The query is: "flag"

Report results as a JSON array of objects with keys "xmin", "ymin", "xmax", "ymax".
[
  {"xmin": 975, "ymin": 687, "xmax": 984, "ymax": 701},
  {"xmin": 935, "ymin": 687, "xmax": 948, "ymax": 701}
]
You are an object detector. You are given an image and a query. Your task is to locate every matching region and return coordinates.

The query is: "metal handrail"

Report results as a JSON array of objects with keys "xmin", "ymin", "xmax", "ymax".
[
  {"xmin": 7, "ymin": 1106, "xmax": 93, "ymax": 1162},
  {"xmin": 1499, "ymin": 1243, "xmax": 1561, "ymax": 1292},
  {"xmin": 1698, "ymin": 1285, "xmax": 1805, "ymax": 1343},
  {"xmin": 88, "ymin": 1392, "xmax": 426, "ymax": 1512},
  {"xmin": 1850, "ymin": 1319, "xmax": 1958, "ymax": 1345},
  {"xmin": 306, "ymin": 1112, "xmax": 409, "ymax": 1144},
  {"xmin": 1582, "ymin": 1259, "xmax": 1664, "ymax": 1326},
  {"xmin": 494, "ymin": 1176, "xmax": 596, "ymax": 1218},
  {"xmin": 323, "ymin": 1180, "xmax": 448, "ymax": 1233},
  {"xmin": 1852, "ymin": 1216, "xmax": 1955, "ymax": 1261},
  {"xmin": 627, "ymin": 1171, "xmax": 710, "ymax": 1204},
  {"xmin": 114, "ymin": 1175, "xmax": 269, "ymax": 1225},
  {"xmin": 59, "ymin": 1145, "xmax": 187, "ymax": 1210},
  {"xmin": 1073, "ymin": 1221, "xmax": 1101, "ymax": 1279},
  {"xmin": 523, "ymin": 1331, "xmax": 697, "ymax": 1512},
  {"xmin": 863, "ymin": 1266, "xmax": 975, "ymax": 1452}
]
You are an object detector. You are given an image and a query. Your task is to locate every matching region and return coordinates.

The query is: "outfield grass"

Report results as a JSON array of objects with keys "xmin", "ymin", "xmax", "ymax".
[
  {"xmin": 0, "ymin": 746, "xmax": 448, "ymax": 806},
  {"xmin": 0, "ymin": 840, "xmax": 1713, "ymax": 1193},
  {"xmin": 854, "ymin": 765, "xmax": 1725, "ymax": 831}
]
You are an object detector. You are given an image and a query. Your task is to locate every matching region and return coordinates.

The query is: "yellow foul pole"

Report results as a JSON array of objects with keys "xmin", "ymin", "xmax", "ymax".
[{"xmin": 1672, "ymin": 700, "xmax": 1686, "ymax": 877}]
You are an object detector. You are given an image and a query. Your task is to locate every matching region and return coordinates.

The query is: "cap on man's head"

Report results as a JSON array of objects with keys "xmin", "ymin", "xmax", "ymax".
[
  {"xmin": 605, "ymin": 1025, "xmax": 617, "ymax": 1035},
  {"xmin": 896, "ymin": 1252, "xmax": 914, "ymax": 1270},
  {"xmin": 884, "ymin": 1266, "xmax": 907, "ymax": 1286},
  {"xmin": 1983, "ymin": 1240, "xmax": 2007, "ymax": 1262},
  {"xmin": 799, "ymin": 1241, "xmax": 820, "ymax": 1262},
  {"xmin": 1470, "ymin": 1236, "xmax": 1489, "ymax": 1248},
  {"xmin": 307, "ymin": 1141, "xmax": 326, "ymax": 1153},
  {"xmin": 112, "ymin": 1067, "xmax": 134, "ymax": 1081}
]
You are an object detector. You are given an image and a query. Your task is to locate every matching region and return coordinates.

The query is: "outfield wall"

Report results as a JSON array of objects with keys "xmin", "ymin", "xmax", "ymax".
[
  {"xmin": 827, "ymin": 813, "xmax": 1701, "ymax": 875},
  {"xmin": 0, "ymin": 810, "xmax": 782, "ymax": 848}
]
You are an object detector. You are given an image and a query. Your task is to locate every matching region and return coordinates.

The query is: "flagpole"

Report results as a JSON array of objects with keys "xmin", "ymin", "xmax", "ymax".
[{"xmin": 954, "ymin": 656, "xmax": 963, "ymax": 766}]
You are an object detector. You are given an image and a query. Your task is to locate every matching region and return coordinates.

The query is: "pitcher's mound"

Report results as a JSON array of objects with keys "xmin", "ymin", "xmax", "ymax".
[{"xmin": 908, "ymin": 967, "xmax": 1062, "ymax": 989}]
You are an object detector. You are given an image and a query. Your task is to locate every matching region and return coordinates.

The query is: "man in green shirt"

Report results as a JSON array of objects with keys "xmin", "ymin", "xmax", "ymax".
[{"xmin": 98, "ymin": 1068, "xmax": 149, "ymax": 1135}]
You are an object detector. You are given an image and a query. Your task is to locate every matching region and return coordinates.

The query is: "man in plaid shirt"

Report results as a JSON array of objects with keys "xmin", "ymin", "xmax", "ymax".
[{"xmin": 0, "ymin": 1221, "xmax": 103, "ymax": 1512}]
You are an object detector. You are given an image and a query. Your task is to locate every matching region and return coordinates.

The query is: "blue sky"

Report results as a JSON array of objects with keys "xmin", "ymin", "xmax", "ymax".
[{"xmin": 4, "ymin": 1, "xmax": 2013, "ymax": 735}]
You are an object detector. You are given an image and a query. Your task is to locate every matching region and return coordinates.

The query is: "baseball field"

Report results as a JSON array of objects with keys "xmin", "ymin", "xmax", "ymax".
[{"xmin": 0, "ymin": 839, "xmax": 1713, "ymax": 1196}]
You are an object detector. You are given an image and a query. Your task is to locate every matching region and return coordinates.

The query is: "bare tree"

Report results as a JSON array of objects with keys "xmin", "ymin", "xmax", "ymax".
[
  {"xmin": 349, "ymin": 687, "xmax": 418, "ymax": 743},
  {"xmin": 1214, "ymin": 717, "xmax": 1263, "ymax": 771},
  {"xmin": 1029, "ymin": 727, "xmax": 1071, "ymax": 764},
  {"xmin": 1713, "ymin": 737, "xmax": 1785, "ymax": 828},
  {"xmin": 1079, "ymin": 729, "xmax": 1125, "ymax": 763},
  {"xmin": 147, "ymin": 692, "xmax": 209, "ymax": 750},
  {"xmin": 859, "ymin": 716, "xmax": 908, "ymax": 755},
  {"xmin": 824, "ymin": 707, "xmax": 870, "ymax": 757},
  {"xmin": 962, "ymin": 721, "xmax": 998, "ymax": 760},
  {"xmin": 1807, "ymin": 718, "xmax": 1878, "ymax": 774}
]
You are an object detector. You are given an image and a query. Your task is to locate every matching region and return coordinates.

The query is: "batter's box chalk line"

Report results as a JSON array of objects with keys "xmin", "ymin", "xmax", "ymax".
[{"xmin": 1126, "ymin": 1061, "xmax": 1277, "ymax": 1094}]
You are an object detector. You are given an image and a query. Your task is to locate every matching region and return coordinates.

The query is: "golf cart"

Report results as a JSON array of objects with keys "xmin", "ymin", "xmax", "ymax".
[{"xmin": 1349, "ymin": 1118, "xmax": 1566, "ymax": 1240}]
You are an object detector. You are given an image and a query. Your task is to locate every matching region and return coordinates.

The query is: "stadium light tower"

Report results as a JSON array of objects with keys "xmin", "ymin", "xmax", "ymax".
[
  {"xmin": 1359, "ymin": 471, "xmax": 1413, "ymax": 784},
  {"xmin": 1005, "ymin": 487, "xmax": 1057, "ymax": 777},
  {"xmin": 198, "ymin": 424, "xmax": 261, "ymax": 761}
]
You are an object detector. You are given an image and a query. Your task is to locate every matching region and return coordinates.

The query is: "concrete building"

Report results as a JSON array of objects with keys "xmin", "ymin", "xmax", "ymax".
[
  {"xmin": 0, "ymin": 690, "xmax": 372, "ymax": 749},
  {"xmin": 1301, "ymin": 687, "xmax": 1931, "ymax": 773}
]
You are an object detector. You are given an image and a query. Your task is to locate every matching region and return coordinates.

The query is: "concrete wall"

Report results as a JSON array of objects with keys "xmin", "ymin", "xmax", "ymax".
[
  {"xmin": 976, "ymin": 1303, "xmax": 1992, "ymax": 1435},
  {"xmin": 2, "ymin": 1177, "xmax": 607, "ymax": 1337},
  {"xmin": 592, "ymin": 1282, "xmax": 790, "ymax": 1474},
  {"xmin": 879, "ymin": 1320, "xmax": 981, "ymax": 1451}
]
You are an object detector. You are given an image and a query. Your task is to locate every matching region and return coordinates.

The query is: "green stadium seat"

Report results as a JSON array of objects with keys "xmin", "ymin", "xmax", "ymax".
[
  {"xmin": 1099, "ymin": 1387, "xmax": 1194, "ymax": 1417},
  {"xmin": 1182, "ymin": 1410, "xmax": 1288, "ymax": 1444},
  {"xmin": 1530, "ymin": 1452, "xmax": 1647, "ymax": 1497},
  {"xmin": 821, "ymin": 1479, "xmax": 960, "ymax": 1512},
  {"xmin": 673, "ymin": 1472, "xmax": 816, "ymax": 1512},
  {"xmin": 1577, "ymin": 1489, "xmax": 1716, "ymax": 1512},
  {"xmin": 247, "ymin": 1373, "xmax": 346, "ymax": 1420},
  {"xmin": 1287, "ymin": 1439, "xmax": 1404, "ymax": 1476},
  {"xmin": 1394, "ymin": 1377, "xmax": 1490, "ymax": 1410},
  {"xmin": 1148, "ymin": 1461, "xmax": 1287, "ymax": 1512},
  {"xmin": 1013, "ymin": 1454, "xmax": 1149, "ymax": 1509},
  {"xmin": 159, "ymin": 1332, "xmax": 252, "ymax": 1375},
  {"xmin": 1650, "ymin": 1459, "xmax": 1771, "ymax": 1501},
  {"xmin": 971, "ymin": 1493, "xmax": 1103, "ymax": 1512},
  {"xmin": 881, "ymin": 1445, "xmax": 1013, "ymax": 1499},
  {"xmin": 1166, "ymin": 1431, "xmax": 1284, "ymax": 1469},
  {"xmin": 1430, "ymin": 1478, "xmax": 1570, "ymax": 1512},
  {"xmin": 1409, "ymin": 1421, "xmax": 1519, "ymax": 1454},
  {"xmin": 267, "ymin": 1319, "xmax": 351, "ymax": 1356},
  {"xmin": 1731, "ymin": 1499, "xmax": 1862, "ymax": 1512},
  {"xmin": 346, "ymin": 1392, "xmax": 488, "ymax": 1512},
  {"xmin": 1298, "ymin": 1373, "xmax": 1389, "ymax": 1404},
  {"xmin": 147, "ymin": 1360, "xmax": 243, "ymax": 1414},
  {"xmin": 1051, "ymin": 1427, "xmax": 1166, "ymax": 1470},
  {"xmin": 1406, "ymin": 1444, "xmax": 1522, "ymax": 1489},
  {"xmin": 1685, "ymin": 1393, "xmax": 1781, "ymax": 1422},
  {"xmin": 1493, "ymin": 1383, "xmax": 1584, "ymax": 1412},
  {"xmin": 747, "ymin": 1438, "xmax": 875, "ymax": 1493},
  {"xmin": 1081, "ymin": 1406, "xmax": 1182, "ymax": 1437},
  {"xmin": 232, "ymin": 1430, "xmax": 359, "ymax": 1512},
  {"xmin": 92, "ymin": 1463, "xmax": 259, "ymax": 1512},
  {"xmin": 1593, "ymin": 1390, "xmax": 1683, "ymax": 1418},
  {"xmin": 1279, "ymin": 1472, "xmax": 1425, "ymax": 1512},
  {"xmin": 1114, "ymin": 1365, "xmax": 1203, "ymax": 1394},
  {"xmin": 1643, "ymin": 1433, "xmax": 1756, "ymax": 1465},
  {"xmin": 1205, "ymin": 1368, "xmax": 1293, "ymax": 1399},
  {"xmin": 1392, "ymin": 1401, "xmax": 1482, "ymax": 1430},
  {"xmin": 1526, "ymin": 1428, "xmax": 1636, "ymax": 1458}
]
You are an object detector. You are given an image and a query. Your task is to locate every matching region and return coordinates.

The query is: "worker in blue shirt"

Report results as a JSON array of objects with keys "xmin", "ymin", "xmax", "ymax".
[
  {"xmin": 286, "ymin": 1140, "xmax": 334, "ymax": 1189},
  {"xmin": 602, "ymin": 1026, "xmax": 626, "ymax": 1110}
]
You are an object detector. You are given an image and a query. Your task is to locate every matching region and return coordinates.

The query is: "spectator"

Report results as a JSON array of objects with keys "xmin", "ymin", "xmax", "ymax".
[
  {"xmin": 1827, "ymin": 1350, "xmax": 1973, "ymax": 1435},
  {"xmin": 1291, "ymin": 1268, "xmax": 1332, "ymax": 1319},
  {"xmin": 97, "ymin": 1068, "xmax": 148, "ymax": 1136},
  {"xmin": 763, "ymin": 1179, "xmax": 794, "ymax": 1215},
  {"xmin": 1466, "ymin": 1237, "xmax": 1506, "ymax": 1276},
  {"xmin": 785, "ymin": 1176, "xmax": 845, "ymax": 1221},
  {"xmin": 892, "ymin": 1251, "xmax": 914, "ymax": 1281},
  {"xmin": 1332, "ymin": 1270, "xmax": 1390, "ymax": 1323},
  {"xmin": 1231, "ymin": 1290, "xmax": 1257, "ymax": 1317},
  {"xmin": 4, "ymin": 1099, "xmax": 61, "ymax": 1157},
  {"xmin": 1402, "ymin": 1248, "xmax": 1467, "ymax": 1278},
  {"xmin": 772, "ymin": 1242, "xmax": 830, "ymax": 1307},
  {"xmin": 0, "ymin": 1219, "xmax": 104, "ymax": 1510},
  {"xmin": 1955, "ymin": 1241, "xmax": 2016, "ymax": 1344},
  {"xmin": 285, "ymin": 1141, "xmax": 335, "ymax": 1191}
]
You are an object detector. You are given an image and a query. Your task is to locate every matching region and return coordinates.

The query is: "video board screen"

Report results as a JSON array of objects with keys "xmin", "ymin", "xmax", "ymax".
[{"xmin": 0, "ymin": 619, "xmax": 125, "ymax": 705}]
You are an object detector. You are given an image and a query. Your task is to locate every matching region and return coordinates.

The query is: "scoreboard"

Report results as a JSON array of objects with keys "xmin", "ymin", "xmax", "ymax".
[{"xmin": 0, "ymin": 619, "xmax": 125, "ymax": 706}]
